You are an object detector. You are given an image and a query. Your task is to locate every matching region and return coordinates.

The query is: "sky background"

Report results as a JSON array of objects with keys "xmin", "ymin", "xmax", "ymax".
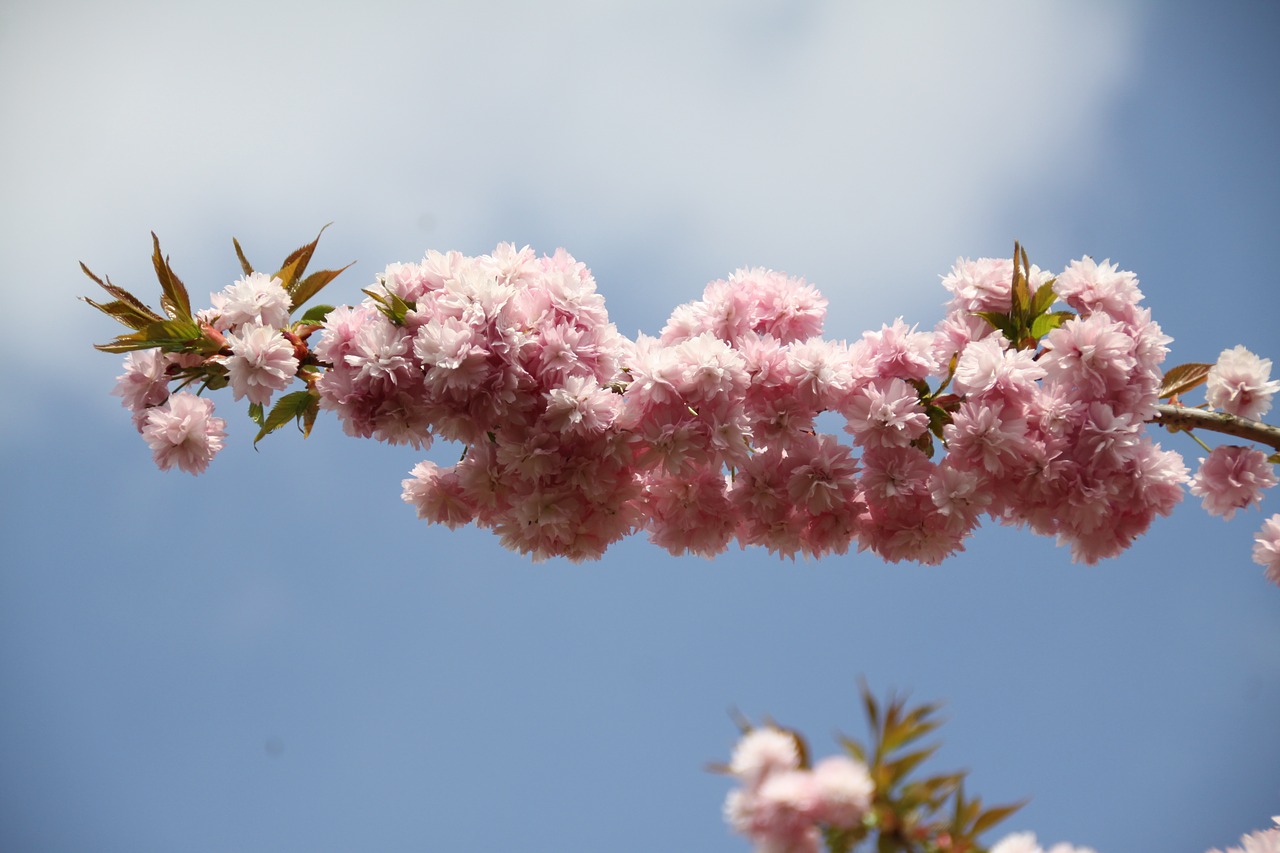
[{"xmin": 1, "ymin": 1, "xmax": 1278, "ymax": 851}]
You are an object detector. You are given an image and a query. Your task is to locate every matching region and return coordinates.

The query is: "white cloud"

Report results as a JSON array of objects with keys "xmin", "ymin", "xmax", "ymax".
[{"xmin": 0, "ymin": 0, "xmax": 1141, "ymax": 428}]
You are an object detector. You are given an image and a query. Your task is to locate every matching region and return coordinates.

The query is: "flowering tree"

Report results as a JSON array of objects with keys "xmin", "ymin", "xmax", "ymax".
[{"xmin": 83, "ymin": 230, "xmax": 1280, "ymax": 851}]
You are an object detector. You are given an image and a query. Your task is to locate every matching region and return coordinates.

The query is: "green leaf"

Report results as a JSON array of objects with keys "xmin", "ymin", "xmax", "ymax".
[
  {"xmin": 973, "ymin": 311, "xmax": 1014, "ymax": 339},
  {"xmin": 1031, "ymin": 278, "xmax": 1058, "ymax": 316},
  {"xmin": 232, "ymin": 237, "xmax": 254, "ymax": 276},
  {"xmin": 253, "ymin": 390, "xmax": 319, "ymax": 446},
  {"xmin": 93, "ymin": 317, "xmax": 204, "ymax": 353},
  {"xmin": 926, "ymin": 404, "xmax": 953, "ymax": 441},
  {"xmin": 1028, "ymin": 312, "xmax": 1066, "ymax": 339},
  {"xmin": 859, "ymin": 679, "xmax": 881, "ymax": 735},
  {"xmin": 248, "ymin": 402, "xmax": 265, "ymax": 427},
  {"xmin": 822, "ymin": 826, "xmax": 861, "ymax": 853},
  {"xmin": 278, "ymin": 223, "xmax": 331, "ymax": 291},
  {"xmin": 79, "ymin": 261, "xmax": 106, "ymax": 288},
  {"xmin": 1268, "ymin": 452, "xmax": 1280, "ymax": 465},
  {"xmin": 1011, "ymin": 270, "xmax": 1030, "ymax": 320},
  {"xmin": 1158, "ymin": 362, "xmax": 1213, "ymax": 399},
  {"xmin": 884, "ymin": 745, "xmax": 940, "ymax": 785},
  {"xmin": 298, "ymin": 304, "xmax": 336, "ymax": 325},
  {"xmin": 291, "ymin": 263, "xmax": 354, "ymax": 313},
  {"xmin": 81, "ymin": 296, "xmax": 160, "ymax": 331},
  {"xmin": 150, "ymin": 232, "xmax": 193, "ymax": 320},
  {"xmin": 881, "ymin": 708, "xmax": 942, "ymax": 753},
  {"xmin": 970, "ymin": 800, "xmax": 1027, "ymax": 835},
  {"xmin": 362, "ymin": 287, "xmax": 414, "ymax": 325},
  {"xmin": 81, "ymin": 265, "xmax": 165, "ymax": 330},
  {"xmin": 839, "ymin": 735, "xmax": 867, "ymax": 764},
  {"xmin": 301, "ymin": 392, "xmax": 319, "ymax": 438},
  {"xmin": 272, "ymin": 254, "xmax": 304, "ymax": 292}
]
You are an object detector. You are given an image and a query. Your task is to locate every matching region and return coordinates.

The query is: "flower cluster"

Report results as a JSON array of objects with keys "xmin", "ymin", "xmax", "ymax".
[
  {"xmin": 90, "ymin": 233, "xmax": 1280, "ymax": 575},
  {"xmin": 722, "ymin": 727, "xmax": 873, "ymax": 853},
  {"xmin": 110, "ymin": 269, "xmax": 300, "ymax": 473}
]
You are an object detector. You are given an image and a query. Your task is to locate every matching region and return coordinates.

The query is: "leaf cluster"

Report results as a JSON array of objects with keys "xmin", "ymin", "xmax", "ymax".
[
  {"xmin": 834, "ymin": 681, "xmax": 1024, "ymax": 853},
  {"xmin": 80, "ymin": 234, "xmax": 208, "ymax": 355},
  {"xmin": 1156, "ymin": 361, "xmax": 1212, "ymax": 400},
  {"xmin": 974, "ymin": 242, "xmax": 1074, "ymax": 351},
  {"xmin": 248, "ymin": 388, "xmax": 321, "ymax": 447},
  {"xmin": 82, "ymin": 227, "xmax": 351, "ymax": 354},
  {"xmin": 909, "ymin": 356, "xmax": 963, "ymax": 459}
]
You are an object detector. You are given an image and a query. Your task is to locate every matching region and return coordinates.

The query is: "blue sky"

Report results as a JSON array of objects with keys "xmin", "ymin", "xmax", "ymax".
[{"xmin": 1, "ymin": 2, "xmax": 1278, "ymax": 851}]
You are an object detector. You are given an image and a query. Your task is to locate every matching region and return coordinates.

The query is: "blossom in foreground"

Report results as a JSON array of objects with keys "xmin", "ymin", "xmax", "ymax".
[
  {"xmin": 1206, "ymin": 345, "xmax": 1280, "ymax": 420},
  {"xmin": 1253, "ymin": 515, "xmax": 1280, "ymax": 586},
  {"xmin": 140, "ymin": 392, "xmax": 226, "ymax": 474},
  {"xmin": 112, "ymin": 349, "xmax": 170, "ymax": 415},
  {"xmin": 1188, "ymin": 445, "xmax": 1278, "ymax": 519},
  {"xmin": 722, "ymin": 727, "xmax": 871, "ymax": 853}
]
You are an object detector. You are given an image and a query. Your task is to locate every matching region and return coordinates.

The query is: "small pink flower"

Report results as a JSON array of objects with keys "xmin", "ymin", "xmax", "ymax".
[
  {"xmin": 728, "ymin": 728, "xmax": 800, "ymax": 788},
  {"xmin": 644, "ymin": 466, "xmax": 735, "ymax": 557},
  {"xmin": 942, "ymin": 256, "xmax": 1050, "ymax": 315},
  {"xmin": 112, "ymin": 350, "xmax": 170, "ymax": 414},
  {"xmin": 544, "ymin": 375, "xmax": 622, "ymax": 434},
  {"xmin": 1189, "ymin": 446, "xmax": 1278, "ymax": 519},
  {"xmin": 346, "ymin": 318, "xmax": 414, "ymax": 384},
  {"xmin": 401, "ymin": 461, "xmax": 476, "ymax": 529},
  {"xmin": 842, "ymin": 378, "xmax": 929, "ymax": 449},
  {"xmin": 810, "ymin": 755, "xmax": 872, "ymax": 828},
  {"xmin": 224, "ymin": 321, "xmax": 299, "ymax": 406},
  {"xmin": 1252, "ymin": 514, "xmax": 1280, "ymax": 587},
  {"xmin": 952, "ymin": 334, "xmax": 1045, "ymax": 404},
  {"xmin": 1206, "ymin": 345, "xmax": 1280, "ymax": 419},
  {"xmin": 210, "ymin": 271, "xmax": 291, "ymax": 331},
  {"xmin": 1054, "ymin": 256, "xmax": 1143, "ymax": 319},
  {"xmin": 140, "ymin": 392, "xmax": 226, "ymax": 474},
  {"xmin": 1040, "ymin": 313, "xmax": 1136, "ymax": 400}
]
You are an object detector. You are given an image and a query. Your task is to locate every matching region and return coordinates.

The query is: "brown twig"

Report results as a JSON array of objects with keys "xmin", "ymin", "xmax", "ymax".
[{"xmin": 1150, "ymin": 404, "xmax": 1280, "ymax": 453}]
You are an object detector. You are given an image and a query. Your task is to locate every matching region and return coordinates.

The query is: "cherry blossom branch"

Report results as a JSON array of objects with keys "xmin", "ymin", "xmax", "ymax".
[
  {"xmin": 81, "ymin": 229, "xmax": 1280, "ymax": 579},
  {"xmin": 1152, "ymin": 404, "xmax": 1280, "ymax": 453}
]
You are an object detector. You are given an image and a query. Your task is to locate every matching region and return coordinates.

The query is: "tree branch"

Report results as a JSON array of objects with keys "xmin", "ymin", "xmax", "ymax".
[{"xmin": 1151, "ymin": 404, "xmax": 1280, "ymax": 453}]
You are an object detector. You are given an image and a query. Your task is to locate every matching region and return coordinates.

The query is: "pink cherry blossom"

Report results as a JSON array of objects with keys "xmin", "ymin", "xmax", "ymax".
[
  {"xmin": 224, "ymin": 320, "xmax": 299, "ymax": 406},
  {"xmin": 1252, "ymin": 514, "xmax": 1280, "ymax": 586},
  {"xmin": 209, "ymin": 271, "xmax": 291, "ymax": 331},
  {"xmin": 809, "ymin": 755, "xmax": 872, "ymax": 828},
  {"xmin": 941, "ymin": 256, "xmax": 1053, "ymax": 315},
  {"xmin": 1189, "ymin": 445, "xmax": 1278, "ymax": 519},
  {"xmin": 644, "ymin": 466, "xmax": 736, "ymax": 557},
  {"xmin": 951, "ymin": 334, "xmax": 1045, "ymax": 405},
  {"xmin": 1040, "ymin": 313, "xmax": 1137, "ymax": 401},
  {"xmin": 112, "ymin": 349, "xmax": 170, "ymax": 414},
  {"xmin": 1054, "ymin": 255, "xmax": 1143, "ymax": 320},
  {"xmin": 728, "ymin": 728, "xmax": 800, "ymax": 788},
  {"xmin": 344, "ymin": 317, "xmax": 416, "ymax": 384},
  {"xmin": 401, "ymin": 461, "xmax": 477, "ymax": 529},
  {"xmin": 140, "ymin": 392, "xmax": 226, "ymax": 474},
  {"xmin": 842, "ymin": 378, "xmax": 929, "ymax": 449},
  {"xmin": 1206, "ymin": 345, "xmax": 1280, "ymax": 419}
]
